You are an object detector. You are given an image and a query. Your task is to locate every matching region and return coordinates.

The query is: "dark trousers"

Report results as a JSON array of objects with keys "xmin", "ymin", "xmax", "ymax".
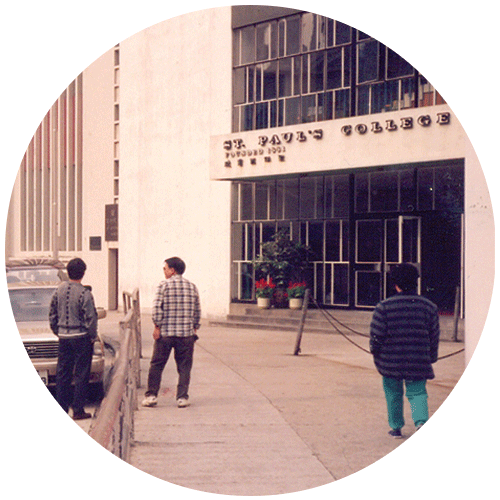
[
  {"xmin": 146, "ymin": 335, "xmax": 196, "ymax": 400},
  {"xmin": 56, "ymin": 336, "xmax": 93, "ymax": 414}
]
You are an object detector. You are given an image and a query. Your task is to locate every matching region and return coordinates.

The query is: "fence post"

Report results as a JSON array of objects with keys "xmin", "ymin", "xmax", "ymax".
[
  {"xmin": 133, "ymin": 288, "xmax": 142, "ymax": 359},
  {"xmin": 293, "ymin": 288, "xmax": 310, "ymax": 355},
  {"xmin": 452, "ymin": 286, "xmax": 460, "ymax": 342}
]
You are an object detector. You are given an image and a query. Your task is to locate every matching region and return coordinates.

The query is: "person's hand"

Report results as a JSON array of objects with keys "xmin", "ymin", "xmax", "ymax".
[{"xmin": 153, "ymin": 325, "xmax": 161, "ymax": 340}]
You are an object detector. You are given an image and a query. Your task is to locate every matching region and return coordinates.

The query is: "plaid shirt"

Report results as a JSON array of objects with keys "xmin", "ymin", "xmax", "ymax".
[{"xmin": 152, "ymin": 274, "xmax": 201, "ymax": 337}]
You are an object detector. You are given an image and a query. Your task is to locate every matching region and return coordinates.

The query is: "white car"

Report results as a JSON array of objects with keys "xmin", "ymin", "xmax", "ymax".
[
  {"xmin": 6, "ymin": 258, "xmax": 69, "ymax": 283},
  {"xmin": 9, "ymin": 281, "xmax": 106, "ymax": 398}
]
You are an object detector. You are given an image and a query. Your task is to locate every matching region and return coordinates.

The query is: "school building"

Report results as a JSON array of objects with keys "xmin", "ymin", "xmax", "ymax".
[{"xmin": 5, "ymin": 6, "xmax": 493, "ymax": 364}]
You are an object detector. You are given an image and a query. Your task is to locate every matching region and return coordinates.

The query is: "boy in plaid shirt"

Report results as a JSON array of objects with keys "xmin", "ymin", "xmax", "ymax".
[{"xmin": 142, "ymin": 257, "xmax": 201, "ymax": 408}]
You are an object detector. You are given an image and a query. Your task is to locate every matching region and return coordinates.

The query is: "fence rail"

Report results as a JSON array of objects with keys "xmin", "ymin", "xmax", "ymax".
[{"xmin": 89, "ymin": 288, "xmax": 141, "ymax": 462}]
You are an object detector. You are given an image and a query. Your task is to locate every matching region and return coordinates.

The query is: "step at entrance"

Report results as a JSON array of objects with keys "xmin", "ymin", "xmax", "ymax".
[
  {"xmin": 208, "ymin": 304, "xmax": 373, "ymax": 335},
  {"xmin": 208, "ymin": 304, "xmax": 464, "ymax": 342}
]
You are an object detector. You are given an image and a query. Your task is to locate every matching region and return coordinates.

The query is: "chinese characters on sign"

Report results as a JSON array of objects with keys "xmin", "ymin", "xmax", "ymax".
[
  {"xmin": 105, "ymin": 204, "xmax": 118, "ymax": 242},
  {"xmin": 223, "ymin": 129, "xmax": 323, "ymax": 168},
  {"xmin": 221, "ymin": 112, "xmax": 451, "ymax": 170}
]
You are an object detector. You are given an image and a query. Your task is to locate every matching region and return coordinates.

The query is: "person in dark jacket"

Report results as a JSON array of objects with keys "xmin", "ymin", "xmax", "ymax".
[
  {"xmin": 49, "ymin": 258, "xmax": 98, "ymax": 420},
  {"xmin": 370, "ymin": 263, "xmax": 440, "ymax": 438}
]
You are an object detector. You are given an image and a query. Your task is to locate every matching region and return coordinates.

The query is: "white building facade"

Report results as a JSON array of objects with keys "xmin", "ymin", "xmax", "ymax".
[{"xmin": 5, "ymin": 6, "xmax": 493, "ymax": 364}]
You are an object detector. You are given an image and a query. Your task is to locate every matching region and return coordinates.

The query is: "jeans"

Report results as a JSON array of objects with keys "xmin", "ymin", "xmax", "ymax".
[
  {"xmin": 146, "ymin": 335, "xmax": 196, "ymax": 400},
  {"xmin": 382, "ymin": 377, "xmax": 429, "ymax": 430},
  {"xmin": 56, "ymin": 336, "xmax": 93, "ymax": 414}
]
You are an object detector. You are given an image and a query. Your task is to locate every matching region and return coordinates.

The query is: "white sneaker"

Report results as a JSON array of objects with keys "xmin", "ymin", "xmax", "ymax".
[
  {"xmin": 142, "ymin": 395, "xmax": 158, "ymax": 407},
  {"xmin": 177, "ymin": 398, "xmax": 190, "ymax": 408}
]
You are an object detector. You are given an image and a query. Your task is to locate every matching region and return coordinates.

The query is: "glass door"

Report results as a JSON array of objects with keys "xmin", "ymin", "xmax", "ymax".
[
  {"xmin": 355, "ymin": 216, "xmax": 421, "ymax": 307},
  {"xmin": 355, "ymin": 219, "xmax": 383, "ymax": 307},
  {"xmin": 300, "ymin": 220, "xmax": 350, "ymax": 307}
]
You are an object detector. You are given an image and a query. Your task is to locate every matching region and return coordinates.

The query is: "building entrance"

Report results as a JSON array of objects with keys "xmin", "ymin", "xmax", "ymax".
[{"xmin": 230, "ymin": 160, "xmax": 464, "ymax": 313}]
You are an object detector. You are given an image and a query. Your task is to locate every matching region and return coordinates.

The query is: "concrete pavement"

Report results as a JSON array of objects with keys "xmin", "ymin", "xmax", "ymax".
[{"xmin": 122, "ymin": 312, "xmax": 464, "ymax": 496}]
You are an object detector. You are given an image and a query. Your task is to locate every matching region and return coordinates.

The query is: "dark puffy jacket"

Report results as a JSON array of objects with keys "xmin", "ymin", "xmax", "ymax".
[{"xmin": 369, "ymin": 292, "xmax": 440, "ymax": 380}]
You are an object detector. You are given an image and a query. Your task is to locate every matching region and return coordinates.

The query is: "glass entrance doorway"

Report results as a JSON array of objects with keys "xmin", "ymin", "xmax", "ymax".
[
  {"xmin": 230, "ymin": 160, "xmax": 463, "ymax": 312},
  {"xmin": 355, "ymin": 216, "xmax": 421, "ymax": 307}
]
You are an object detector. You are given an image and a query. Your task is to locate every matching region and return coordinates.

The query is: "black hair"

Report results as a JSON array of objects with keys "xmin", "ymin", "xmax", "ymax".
[
  {"xmin": 390, "ymin": 263, "xmax": 419, "ymax": 292},
  {"xmin": 165, "ymin": 257, "xmax": 186, "ymax": 275},
  {"xmin": 67, "ymin": 258, "xmax": 87, "ymax": 280}
]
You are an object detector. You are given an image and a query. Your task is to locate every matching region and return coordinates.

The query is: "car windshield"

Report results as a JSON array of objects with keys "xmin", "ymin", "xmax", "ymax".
[
  {"xmin": 6, "ymin": 268, "xmax": 66, "ymax": 283},
  {"xmin": 9, "ymin": 288, "xmax": 55, "ymax": 322}
]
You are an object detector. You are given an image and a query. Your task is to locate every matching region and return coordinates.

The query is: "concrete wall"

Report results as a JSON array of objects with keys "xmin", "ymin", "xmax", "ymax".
[
  {"xmin": 119, "ymin": 8, "xmax": 233, "ymax": 319},
  {"xmin": 464, "ymin": 140, "xmax": 495, "ymax": 364},
  {"xmin": 81, "ymin": 49, "xmax": 116, "ymax": 309}
]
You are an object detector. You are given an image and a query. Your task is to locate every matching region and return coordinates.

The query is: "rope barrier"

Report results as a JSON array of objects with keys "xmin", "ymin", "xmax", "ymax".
[
  {"xmin": 309, "ymin": 296, "xmax": 464, "ymax": 361},
  {"xmin": 436, "ymin": 348, "xmax": 465, "ymax": 360}
]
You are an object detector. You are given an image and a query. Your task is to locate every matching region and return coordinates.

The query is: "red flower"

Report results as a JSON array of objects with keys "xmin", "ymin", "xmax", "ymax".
[
  {"xmin": 256, "ymin": 277, "xmax": 275, "ymax": 289},
  {"xmin": 255, "ymin": 277, "xmax": 276, "ymax": 298},
  {"xmin": 286, "ymin": 281, "xmax": 307, "ymax": 298},
  {"xmin": 287, "ymin": 281, "xmax": 307, "ymax": 289}
]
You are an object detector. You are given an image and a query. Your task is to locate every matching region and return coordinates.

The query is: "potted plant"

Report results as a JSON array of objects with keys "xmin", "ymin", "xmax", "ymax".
[
  {"xmin": 253, "ymin": 229, "xmax": 310, "ymax": 308},
  {"xmin": 255, "ymin": 277, "xmax": 275, "ymax": 309},
  {"xmin": 287, "ymin": 281, "xmax": 307, "ymax": 309}
]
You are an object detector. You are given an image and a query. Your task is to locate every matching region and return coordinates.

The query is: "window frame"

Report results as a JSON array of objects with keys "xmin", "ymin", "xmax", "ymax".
[{"xmin": 233, "ymin": 12, "xmax": 441, "ymax": 132}]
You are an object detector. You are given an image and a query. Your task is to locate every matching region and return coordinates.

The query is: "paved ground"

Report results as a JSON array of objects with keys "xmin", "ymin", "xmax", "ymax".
[{"xmin": 119, "ymin": 312, "xmax": 464, "ymax": 496}]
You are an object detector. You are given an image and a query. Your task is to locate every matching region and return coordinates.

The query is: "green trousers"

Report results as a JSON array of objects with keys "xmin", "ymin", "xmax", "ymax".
[{"xmin": 382, "ymin": 377, "xmax": 429, "ymax": 430}]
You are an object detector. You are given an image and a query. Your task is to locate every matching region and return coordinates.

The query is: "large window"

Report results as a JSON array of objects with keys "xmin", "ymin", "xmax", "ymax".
[
  {"xmin": 233, "ymin": 12, "xmax": 444, "ymax": 132},
  {"xmin": 231, "ymin": 174, "xmax": 351, "ymax": 305}
]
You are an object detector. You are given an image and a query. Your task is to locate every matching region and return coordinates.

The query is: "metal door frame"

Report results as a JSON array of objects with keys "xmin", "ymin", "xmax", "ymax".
[{"xmin": 354, "ymin": 215, "xmax": 421, "ymax": 308}]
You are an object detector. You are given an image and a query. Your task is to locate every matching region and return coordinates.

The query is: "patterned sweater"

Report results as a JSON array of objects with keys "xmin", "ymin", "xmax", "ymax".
[
  {"xmin": 152, "ymin": 274, "xmax": 201, "ymax": 337},
  {"xmin": 49, "ymin": 281, "xmax": 98, "ymax": 340},
  {"xmin": 369, "ymin": 292, "xmax": 440, "ymax": 380}
]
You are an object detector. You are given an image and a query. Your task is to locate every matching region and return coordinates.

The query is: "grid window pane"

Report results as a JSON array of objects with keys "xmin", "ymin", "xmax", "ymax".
[
  {"xmin": 286, "ymin": 16, "xmax": 301, "ymax": 55},
  {"xmin": 241, "ymin": 26, "xmax": 255, "ymax": 64},
  {"xmin": 233, "ymin": 12, "xmax": 425, "ymax": 132}
]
